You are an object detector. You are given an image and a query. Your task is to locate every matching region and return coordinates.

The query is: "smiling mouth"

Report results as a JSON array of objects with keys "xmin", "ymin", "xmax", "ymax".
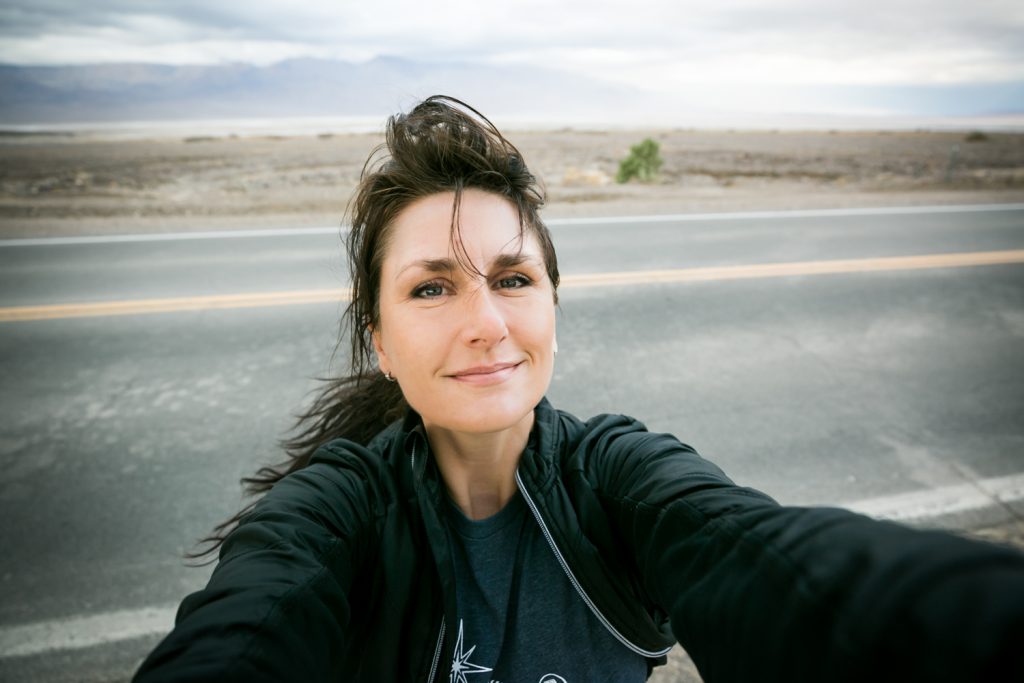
[{"xmin": 448, "ymin": 361, "xmax": 523, "ymax": 384}]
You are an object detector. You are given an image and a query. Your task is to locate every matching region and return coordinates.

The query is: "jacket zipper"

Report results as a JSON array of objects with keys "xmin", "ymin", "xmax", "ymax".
[
  {"xmin": 515, "ymin": 470, "xmax": 673, "ymax": 659},
  {"xmin": 426, "ymin": 618, "xmax": 445, "ymax": 683}
]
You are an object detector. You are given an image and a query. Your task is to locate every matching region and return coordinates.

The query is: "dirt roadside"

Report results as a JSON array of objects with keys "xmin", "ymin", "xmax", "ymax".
[{"xmin": 1, "ymin": 127, "xmax": 1022, "ymax": 238}]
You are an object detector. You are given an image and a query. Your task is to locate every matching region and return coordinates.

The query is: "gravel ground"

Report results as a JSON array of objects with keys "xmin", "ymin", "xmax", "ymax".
[{"xmin": 1, "ymin": 127, "xmax": 1022, "ymax": 238}]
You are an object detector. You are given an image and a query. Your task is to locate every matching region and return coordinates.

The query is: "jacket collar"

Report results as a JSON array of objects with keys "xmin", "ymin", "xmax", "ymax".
[{"xmin": 518, "ymin": 397, "xmax": 561, "ymax": 491}]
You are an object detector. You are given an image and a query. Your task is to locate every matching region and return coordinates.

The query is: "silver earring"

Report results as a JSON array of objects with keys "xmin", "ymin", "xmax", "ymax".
[{"xmin": 384, "ymin": 371, "xmax": 396, "ymax": 382}]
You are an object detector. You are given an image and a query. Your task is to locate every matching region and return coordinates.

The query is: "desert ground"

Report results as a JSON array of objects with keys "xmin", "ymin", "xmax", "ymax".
[{"xmin": 1, "ymin": 126, "xmax": 1022, "ymax": 239}]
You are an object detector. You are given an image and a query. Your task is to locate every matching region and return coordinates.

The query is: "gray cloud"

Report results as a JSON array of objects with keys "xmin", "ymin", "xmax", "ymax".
[{"xmin": 0, "ymin": 0, "xmax": 1021, "ymax": 86}]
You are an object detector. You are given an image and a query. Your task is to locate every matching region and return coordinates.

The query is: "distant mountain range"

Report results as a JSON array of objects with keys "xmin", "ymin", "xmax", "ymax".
[
  {"xmin": 0, "ymin": 56, "xmax": 1020, "ymax": 127},
  {"xmin": 0, "ymin": 56, "xmax": 664, "ymax": 125}
]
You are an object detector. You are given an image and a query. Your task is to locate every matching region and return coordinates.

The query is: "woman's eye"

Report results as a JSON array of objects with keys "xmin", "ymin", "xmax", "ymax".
[
  {"xmin": 413, "ymin": 281, "xmax": 446, "ymax": 298},
  {"xmin": 497, "ymin": 274, "xmax": 532, "ymax": 289}
]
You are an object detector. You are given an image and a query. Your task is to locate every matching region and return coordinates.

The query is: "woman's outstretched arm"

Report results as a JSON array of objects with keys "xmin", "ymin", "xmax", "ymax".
[
  {"xmin": 586, "ymin": 415, "xmax": 1024, "ymax": 682},
  {"xmin": 132, "ymin": 460, "xmax": 378, "ymax": 683}
]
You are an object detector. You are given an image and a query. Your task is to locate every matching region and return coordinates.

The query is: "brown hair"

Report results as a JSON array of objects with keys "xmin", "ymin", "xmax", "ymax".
[{"xmin": 190, "ymin": 95, "xmax": 559, "ymax": 559}]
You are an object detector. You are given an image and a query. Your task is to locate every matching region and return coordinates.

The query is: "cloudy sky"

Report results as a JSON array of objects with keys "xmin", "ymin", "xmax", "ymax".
[{"xmin": 1, "ymin": 0, "xmax": 1022, "ymax": 118}]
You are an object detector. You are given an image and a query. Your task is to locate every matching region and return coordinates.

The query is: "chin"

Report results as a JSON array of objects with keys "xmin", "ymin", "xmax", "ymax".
[{"xmin": 423, "ymin": 392, "xmax": 540, "ymax": 436}]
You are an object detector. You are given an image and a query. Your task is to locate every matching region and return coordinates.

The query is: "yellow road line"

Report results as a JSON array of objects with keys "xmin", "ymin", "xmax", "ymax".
[
  {"xmin": 0, "ymin": 289, "xmax": 351, "ymax": 322},
  {"xmin": 2, "ymin": 249, "xmax": 1023, "ymax": 322},
  {"xmin": 560, "ymin": 249, "xmax": 1024, "ymax": 288}
]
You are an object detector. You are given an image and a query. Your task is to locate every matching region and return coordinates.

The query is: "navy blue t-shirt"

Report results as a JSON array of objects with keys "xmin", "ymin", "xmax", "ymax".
[{"xmin": 445, "ymin": 492, "xmax": 648, "ymax": 683}]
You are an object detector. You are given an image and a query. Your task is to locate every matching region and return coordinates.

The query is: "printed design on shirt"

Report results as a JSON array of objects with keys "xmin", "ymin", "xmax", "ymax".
[
  {"xmin": 449, "ymin": 619, "xmax": 493, "ymax": 683},
  {"xmin": 448, "ymin": 619, "xmax": 572, "ymax": 683}
]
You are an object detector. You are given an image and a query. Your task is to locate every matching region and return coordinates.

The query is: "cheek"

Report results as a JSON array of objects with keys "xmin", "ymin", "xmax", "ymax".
[
  {"xmin": 380, "ymin": 308, "xmax": 452, "ymax": 371},
  {"xmin": 511, "ymin": 301, "xmax": 557, "ymax": 349}
]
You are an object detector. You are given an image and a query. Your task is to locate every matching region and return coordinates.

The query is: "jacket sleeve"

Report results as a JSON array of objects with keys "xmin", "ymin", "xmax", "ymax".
[
  {"xmin": 585, "ymin": 415, "xmax": 1024, "ymax": 683},
  {"xmin": 133, "ymin": 459, "xmax": 378, "ymax": 683}
]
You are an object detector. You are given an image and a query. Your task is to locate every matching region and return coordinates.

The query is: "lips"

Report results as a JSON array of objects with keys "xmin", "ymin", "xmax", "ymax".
[
  {"xmin": 451, "ymin": 361, "xmax": 520, "ymax": 377},
  {"xmin": 448, "ymin": 361, "xmax": 523, "ymax": 385}
]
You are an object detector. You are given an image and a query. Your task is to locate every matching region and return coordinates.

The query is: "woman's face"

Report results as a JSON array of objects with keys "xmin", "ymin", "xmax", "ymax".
[{"xmin": 372, "ymin": 189, "xmax": 556, "ymax": 436}]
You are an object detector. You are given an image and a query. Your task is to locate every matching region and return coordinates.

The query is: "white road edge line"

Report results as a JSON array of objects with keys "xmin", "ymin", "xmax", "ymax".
[
  {"xmin": 547, "ymin": 202, "xmax": 1024, "ymax": 226},
  {"xmin": 0, "ymin": 225, "xmax": 343, "ymax": 247},
  {"xmin": 1, "ymin": 471, "xmax": 1021, "ymax": 659},
  {"xmin": 2, "ymin": 203, "xmax": 1022, "ymax": 247},
  {"xmin": 0, "ymin": 605, "xmax": 178, "ymax": 659},
  {"xmin": 844, "ymin": 472, "xmax": 1024, "ymax": 522}
]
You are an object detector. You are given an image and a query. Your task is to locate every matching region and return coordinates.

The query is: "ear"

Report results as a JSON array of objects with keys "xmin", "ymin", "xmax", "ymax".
[{"xmin": 370, "ymin": 324, "xmax": 390, "ymax": 373}]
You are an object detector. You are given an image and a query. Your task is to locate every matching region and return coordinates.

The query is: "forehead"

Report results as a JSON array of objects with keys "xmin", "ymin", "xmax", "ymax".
[{"xmin": 384, "ymin": 190, "xmax": 539, "ymax": 271}]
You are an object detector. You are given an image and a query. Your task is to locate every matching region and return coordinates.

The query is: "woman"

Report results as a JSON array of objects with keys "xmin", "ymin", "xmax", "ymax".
[{"xmin": 134, "ymin": 96, "xmax": 1024, "ymax": 683}]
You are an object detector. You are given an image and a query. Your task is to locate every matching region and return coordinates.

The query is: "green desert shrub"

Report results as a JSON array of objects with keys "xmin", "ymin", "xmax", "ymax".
[{"xmin": 616, "ymin": 138, "xmax": 663, "ymax": 183}]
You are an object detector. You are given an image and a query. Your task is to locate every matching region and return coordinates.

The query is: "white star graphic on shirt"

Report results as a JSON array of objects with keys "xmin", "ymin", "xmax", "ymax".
[{"xmin": 449, "ymin": 619, "xmax": 492, "ymax": 683}]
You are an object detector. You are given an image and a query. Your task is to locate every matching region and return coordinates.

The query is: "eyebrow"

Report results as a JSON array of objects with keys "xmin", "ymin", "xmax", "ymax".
[{"xmin": 396, "ymin": 252, "xmax": 542, "ymax": 278}]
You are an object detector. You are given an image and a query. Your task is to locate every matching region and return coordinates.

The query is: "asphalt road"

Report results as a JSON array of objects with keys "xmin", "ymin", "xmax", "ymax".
[{"xmin": 1, "ymin": 203, "xmax": 1023, "ymax": 681}]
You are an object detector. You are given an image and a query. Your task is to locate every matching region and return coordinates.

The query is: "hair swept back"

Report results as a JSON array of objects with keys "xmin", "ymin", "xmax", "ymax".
[{"xmin": 188, "ymin": 95, "xmax": 558, "ymax": 560}]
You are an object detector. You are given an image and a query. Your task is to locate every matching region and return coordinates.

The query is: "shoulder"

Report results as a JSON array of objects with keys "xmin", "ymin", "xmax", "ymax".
[
  {"xmin": 237, "ymin": 430, "xmax": 403, "ymax": 546},
  {"xmin": 548, "ymin": 405, "xmax": 775, "ymax": 511},
  {"xmin": 552, "ymin": 406, "xmax": 717, "ymax": 477}
]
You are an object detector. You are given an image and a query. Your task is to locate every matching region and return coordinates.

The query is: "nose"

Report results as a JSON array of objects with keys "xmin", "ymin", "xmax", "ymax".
[{"xmin": 460, "ymin": 284, "xmax": 508, "ymax": 348}]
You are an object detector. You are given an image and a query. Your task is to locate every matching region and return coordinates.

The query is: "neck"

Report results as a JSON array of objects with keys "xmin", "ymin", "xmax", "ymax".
[{"xmin": 425, "ymin": 412, "xmax": 534, "ymax": 521}]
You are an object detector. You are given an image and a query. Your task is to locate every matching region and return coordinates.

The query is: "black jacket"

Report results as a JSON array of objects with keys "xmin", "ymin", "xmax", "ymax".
[{"xmin": 135, "ymin": 399, "xmax": 1024, "ymax": 682}]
